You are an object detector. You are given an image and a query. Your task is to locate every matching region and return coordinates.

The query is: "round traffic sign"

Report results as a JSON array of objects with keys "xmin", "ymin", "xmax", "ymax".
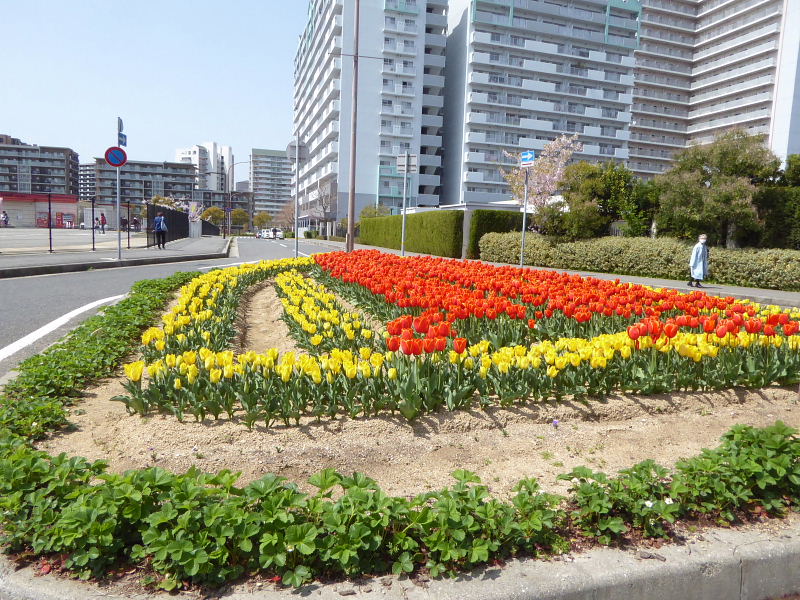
[{"xmin": 105, "ymin": 146, "xmax": 127, "ymax": 167}]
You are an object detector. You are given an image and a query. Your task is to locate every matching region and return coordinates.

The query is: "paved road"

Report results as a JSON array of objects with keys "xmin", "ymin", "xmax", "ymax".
[{"xmin": 0, "ymin": 238, "xmax": 326, "ymax": 382}]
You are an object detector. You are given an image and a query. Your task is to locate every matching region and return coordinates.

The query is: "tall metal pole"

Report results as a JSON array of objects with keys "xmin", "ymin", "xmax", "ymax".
[
  {"xmin": 346, "ymin": 0, "xmax": 360, "ymax": 252},
  {"xmin": 116, "ymin": 166, "xmax": 122, "ymax": 260},
  {"xmin": 294, "ymin": 132, "xmax": 300, "ymax": 258},
  {"xmin": 47, "ymin": 192, "xmax": 53, "ymax": 253},
  {"xmin": 400, "ymin": 152, "xmax": 408, "ymax": 257},
  {"xmin": 520, "ymin": 169, "xmax": 529, "ymax": 268}
]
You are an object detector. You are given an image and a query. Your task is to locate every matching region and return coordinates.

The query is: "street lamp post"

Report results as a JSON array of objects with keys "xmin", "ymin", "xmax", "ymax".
[{"xmin": 346, "ymin": 0, "xmax": 360, "ymax": 252}]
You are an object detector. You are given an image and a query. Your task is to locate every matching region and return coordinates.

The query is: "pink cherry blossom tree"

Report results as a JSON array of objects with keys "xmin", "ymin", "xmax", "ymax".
[{"xmin": 501, "ymin": 133, "xmax": 583, "ymax": 220}]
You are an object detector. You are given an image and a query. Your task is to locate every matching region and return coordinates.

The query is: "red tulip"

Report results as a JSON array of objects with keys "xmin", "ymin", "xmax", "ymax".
[
  {"xmin": 387, "ymin": 337, "xmax": 401, "ymax": 352},
  {"xmin": 664, "ymin": 323, "xmax": 678, "ymax": 339},
  {"xmin": 453, "ymin": 337, "xmax": 467, "ymax": 354},
  {"xmin": 627, "ymin": 325, "xmax": 640, "ymax": 341}
]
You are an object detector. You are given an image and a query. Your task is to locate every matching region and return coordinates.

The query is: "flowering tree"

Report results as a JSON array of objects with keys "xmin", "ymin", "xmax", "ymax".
[{"xmin": 501, "ymin": 134, "xmax": 583, "ymax": 228}]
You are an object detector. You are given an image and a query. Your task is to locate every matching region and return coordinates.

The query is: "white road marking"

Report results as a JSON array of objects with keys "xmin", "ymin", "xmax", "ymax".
[
  {"xmin": 0, "ymin": 294, "xmax": 126, "ymax": 363},
  {"xmin": 280, "ymin": 243, "xmax": 287, "ymax": 248}
]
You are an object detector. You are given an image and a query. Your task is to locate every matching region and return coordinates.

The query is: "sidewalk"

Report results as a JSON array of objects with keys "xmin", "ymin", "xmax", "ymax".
[
  {"xmin": 303, "ymin": 239, "xmax": 800, "ymax": 309},
  {"xmin": 0, "ymin": 236, "xmax": 230, "ymax": 279}
]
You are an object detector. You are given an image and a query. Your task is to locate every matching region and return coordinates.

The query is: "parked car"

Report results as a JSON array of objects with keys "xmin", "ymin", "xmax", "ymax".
[
  {"xmin": 260, "ymin": 229, "xmax": 273, "ymax": 239},
  {"xmin": 275, "ymin": 228, "xmax": 285, "ymax": 240}
]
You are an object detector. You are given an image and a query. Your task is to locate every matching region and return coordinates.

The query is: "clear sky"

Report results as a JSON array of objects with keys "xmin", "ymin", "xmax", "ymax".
[{"xmin": 0, "ymin": 0, "xmax": 309, "ymax": 178}]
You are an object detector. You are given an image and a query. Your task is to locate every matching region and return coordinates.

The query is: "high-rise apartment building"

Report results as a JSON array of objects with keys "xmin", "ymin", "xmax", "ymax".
[
  {"xmin": 293, "ymin": 0, "xmax": 447, "ymax": 225},
  {"xmin": 442, "ymin": 0, "xmax": 640, "ymax": 205},
  {"xmin": 250, "ymin": 148, "xmax": 292, "ymax": 216},
  {"xmin": 630, "ymin": 0, "xmax": 800, "ymax": 177},
  {"xmin": 0, "ymin": 136, "xmax": 79, "ymax": 195},
  {"xmin": 175, "ymin": 142, "xmax": 235, "ymax": 192}
]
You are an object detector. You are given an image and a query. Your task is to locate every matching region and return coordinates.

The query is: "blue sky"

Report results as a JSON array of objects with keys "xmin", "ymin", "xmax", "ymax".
[{"xmin": 0, "ymin": 0, "xmax": 309, "ymax": 178}]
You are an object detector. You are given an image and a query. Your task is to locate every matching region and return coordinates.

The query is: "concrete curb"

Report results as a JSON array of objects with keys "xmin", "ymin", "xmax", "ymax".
[
  {"xmin": 1, "ymin": 519, "xmax": 798, "ymax": 600},
  {"xmin": 0, "ymin": 239, "xmax": 231, "ymax": 279}
]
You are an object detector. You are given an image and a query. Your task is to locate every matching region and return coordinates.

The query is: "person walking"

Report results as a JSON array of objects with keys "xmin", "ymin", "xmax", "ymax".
[
  {"xmin": 1, "ymin": 211, "xmax": 8, "ymax": 228},
  {"xmin": 154, "ymin": 212, "xmax": 168, "ymax": 249},
  {"xmin": 100, "ymin": 212, "xmax": 107, "ymax": 234},
  {"xmin": 688, "ymin": 233, "xmax": 709, "ymax": 288}
]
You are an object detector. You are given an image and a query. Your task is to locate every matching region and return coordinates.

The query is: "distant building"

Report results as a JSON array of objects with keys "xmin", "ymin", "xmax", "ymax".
[
  {"xmin": 0, "ymin": 135, "xmax": 79, "ymax": 196},
  {"xmin": 250, "ymin": 148, "xmax": 292, "ymax": 217},
  {"xmin": 80, "ymin": 158, "xmax": 196, "ymax": 206},
  {"xmin": 175, "ymin": 142, "xmax": 234, "ymax": 192},
  {"xmin": 235, "ymin": 180, "xmax": 250, "ymax": 192}
]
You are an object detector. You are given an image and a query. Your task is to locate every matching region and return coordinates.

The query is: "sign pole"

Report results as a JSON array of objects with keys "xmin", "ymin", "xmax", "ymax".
[
  {"xmin": 400, "ymin": 152, "xmax": 408, "ymax": 257},
  {"xmin": 520, "ymin": 168, "xmax": 529, "ymax": 268},
  {"xmin": 116, "ymin": 166, "xmax": 122, "ymax": 260}
]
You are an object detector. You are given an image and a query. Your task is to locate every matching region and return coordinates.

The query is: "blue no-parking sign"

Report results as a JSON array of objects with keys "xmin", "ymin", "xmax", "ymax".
[{"xmin": 105, "ymin": 146, "xmax": 127, "ymax": 168}]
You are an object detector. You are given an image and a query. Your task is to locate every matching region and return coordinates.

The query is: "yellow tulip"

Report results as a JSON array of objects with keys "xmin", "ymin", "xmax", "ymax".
[
  {"xmin": 124, "ymin": 361, "xmax": 145, "ymax": 383},
  {"xmin": 174, "ymin": 377, "xmax": 183, "ymax": 390},
  {"xmin": 388, "ymin": 367, "xmax": 398, "ymax": 380},
  {"xmin": 210, "ymin": 369, "xmax": 222, "ymax": 383}
]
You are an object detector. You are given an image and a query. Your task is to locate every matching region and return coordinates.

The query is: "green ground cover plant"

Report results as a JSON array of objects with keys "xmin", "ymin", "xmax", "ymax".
[{"xmin": 479, "ymin": 233, "xmax": 800, "ymax": 291}]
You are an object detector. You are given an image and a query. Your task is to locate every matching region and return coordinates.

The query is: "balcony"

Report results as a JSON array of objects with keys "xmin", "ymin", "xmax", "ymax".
[{"xmin": 385, "ymin": 0, "xmax": 418, "ymax": 13}]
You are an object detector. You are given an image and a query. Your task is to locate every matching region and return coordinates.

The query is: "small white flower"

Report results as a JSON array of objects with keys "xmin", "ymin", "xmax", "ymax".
[
  {"xmin": 644, "ymin": 500, "xmax": 654, "ymax": 508},
  {"xmin": 571, "ymin": 478, "xmax": 579, "ymax": 484},
  {"xmin": 664, "ymin": 498, "xmax": 674, "ymax": 505}
]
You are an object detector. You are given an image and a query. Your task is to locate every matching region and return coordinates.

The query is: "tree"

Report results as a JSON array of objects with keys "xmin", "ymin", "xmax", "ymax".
[
  {"xmin": 151, "ymin": 195, "xmax": 186, "ymax": 211},
  {"xmin": 360, "ymin": 204, "xmax": 391, "ymax": 220},
  {"xmin": 201, "ymin": 206, "xmax": 224, "ymax": 225},
  {"xmin": 784, "ymin": 154, "xmax": 800, "ymax": 187},
  {"xmin": 501, "ymin": 134, "xmax": 583, "ymax": 233},
  {"xmin": 655, "ymin": 129, "xmax": 778, "ymax": 246},
  {"xmin": 231, "ymin": 208, "xmax": 249, "ymax": 228},
  {"xmin": 253, "ymin": 212, "xmax": 273, "ymax": 229},
  {"xmin": 276, "ymin": 200, "xmax": 296, "ymax": 229}
]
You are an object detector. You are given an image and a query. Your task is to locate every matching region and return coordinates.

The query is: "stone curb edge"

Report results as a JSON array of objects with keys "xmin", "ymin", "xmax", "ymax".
[
  {"xmin": 0, "ymin": 240, "xmax": 231, "ymax": 279},
  {"xmin": 1, "ymin": 520, "xmax": 798, "ymax": 600}
]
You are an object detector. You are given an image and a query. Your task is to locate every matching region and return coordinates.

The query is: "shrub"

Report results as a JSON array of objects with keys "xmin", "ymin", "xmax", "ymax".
[
  {"xmin": 467, "ymin": 209, "xmax": 523, "ymax": 259},
  {"xmin": 360, "ymin": 211, "xmax": 463, "ymax": 258},
  {"xmin": 752, "ymin": 186, "xmax": 800, "ymax": 250},
  {"xmin": 479, "ymin": 232, "xmax": 800, "ymax": 291}
]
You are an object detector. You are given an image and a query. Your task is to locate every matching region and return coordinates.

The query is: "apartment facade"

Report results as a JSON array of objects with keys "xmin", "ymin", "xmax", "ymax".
[
  {"xmin": 442, "ymin": 0, "xmax": 640, "ymax": 205},
  {"xmin": 175, "ymin": 142, "xmax": 235, "ymax": 192},
  {"xmin": 0, "ymin": 136, "xmax": 79, "ymax": 196},
  {"xmin": 630, "ymin": 0, "xmax": 800, "ymax": 177},
  {"xmin": 80, "ymin": 159, "xmax": 196, "ymax": 206},
  {"xmin": 292, "ymin": 0, "xmax": 447, "ymax": 226},
  {"xmin": 250, "ymin": 148, "xmax": 292, "ymax": 217}
]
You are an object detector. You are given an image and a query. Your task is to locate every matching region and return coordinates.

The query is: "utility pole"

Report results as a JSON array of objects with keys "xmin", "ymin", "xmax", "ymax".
[{"xmin": 346, "ymin": 0, "xmax": 360, "ymax": 252}]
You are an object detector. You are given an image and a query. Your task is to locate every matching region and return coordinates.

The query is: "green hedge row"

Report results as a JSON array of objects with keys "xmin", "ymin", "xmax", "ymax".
[
  {"xmin": 479, "ymin": 233, "xmax": 800, "ymax": 292},
  {"xmin": 467, "ymin": 209, "xmax": 524, "ymax": 259},
  {"xmin": 360, "ymin": 211, "xmax": 463, "ymax": 258}
]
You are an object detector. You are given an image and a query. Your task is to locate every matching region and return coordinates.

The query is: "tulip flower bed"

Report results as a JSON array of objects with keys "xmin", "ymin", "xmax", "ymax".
[{"xmin": 118, "ymin": 250, "xmax": 800, "ymax": 427}]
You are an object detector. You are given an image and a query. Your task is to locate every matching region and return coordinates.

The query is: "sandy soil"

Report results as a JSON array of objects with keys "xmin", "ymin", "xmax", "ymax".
[
  {"xmin": 36, "ymin": 281, "xmax": 800, "ymax": 499},
  {"xmin": 40, "ymin": 382, "xmax": 799, "ymax": 499},
  {"xmin": 232, "ymin": 280, "xmax": 300, "ymax": 355}
]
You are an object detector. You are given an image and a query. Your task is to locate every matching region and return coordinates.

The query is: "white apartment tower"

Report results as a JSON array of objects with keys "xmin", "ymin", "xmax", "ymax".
[
  {"xmin": 293, "ymin": 0, "xmax": 447, "ymax": 225},
  {"xmin": 630, "ymin": 0, "xmax": 800, "ymax": 177},
  {"xmin": 175, "ymin": 142, "xmax": 235, "ymax": 192},
  {"xmin": 442, "ymin": 0, "xmax": 641, "ymax": 206},
  {"xmin": 250, "ymin": 148, "xmax": 293, "ymax": 216}
]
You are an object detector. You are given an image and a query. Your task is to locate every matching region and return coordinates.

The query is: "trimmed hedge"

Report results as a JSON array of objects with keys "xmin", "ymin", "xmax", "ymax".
[
  {"xmin": 467, "ymin": 209, "xmax": 524, "ymax": 259},
  {"xmin": 360, "ymin": 211, "xmax": 463, "ymax": 258},
  {"xmin": 479, "ymin": 233, "xmax": 800, "ymax": 292}
]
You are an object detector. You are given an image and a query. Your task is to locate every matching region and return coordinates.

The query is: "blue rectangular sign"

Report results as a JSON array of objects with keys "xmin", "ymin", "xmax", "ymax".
[
  {"xmin": 520, "ymin": 150, "xmax": 535, "ymax": 166},
  {"xmin": 118, "ymin": 133, "xmax": 127, "ymax": 147}
]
